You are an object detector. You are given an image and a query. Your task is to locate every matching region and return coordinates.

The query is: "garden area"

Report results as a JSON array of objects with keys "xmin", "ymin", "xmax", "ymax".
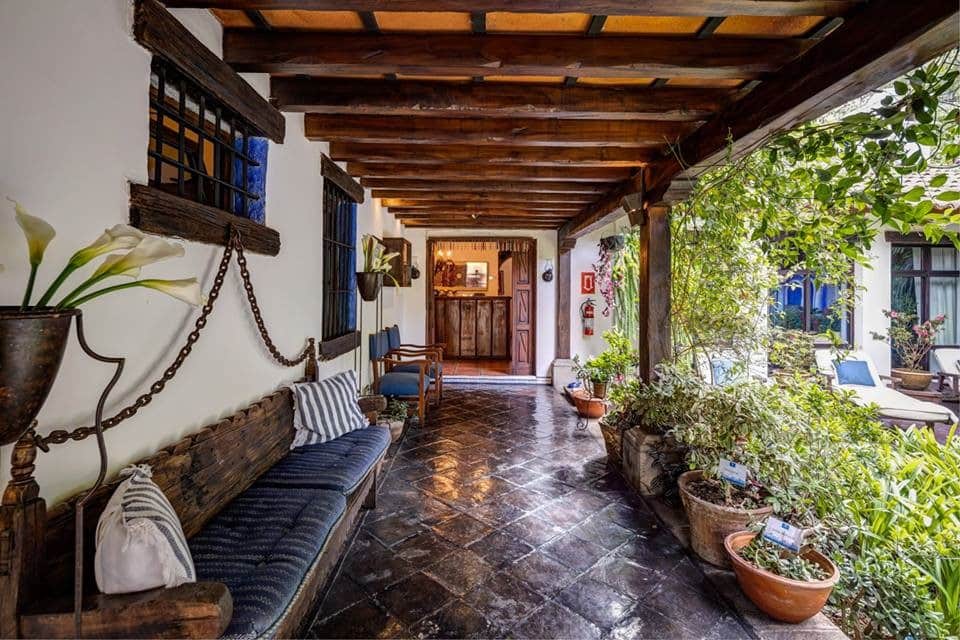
[{"xmin": 578, "ymin": 53, "xmax": 960, "ymax": 639}]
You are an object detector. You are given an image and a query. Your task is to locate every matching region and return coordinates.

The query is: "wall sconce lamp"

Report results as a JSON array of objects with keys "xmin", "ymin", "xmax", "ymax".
[{"xmin": 541, "ymin": 259, "xmax": 554, "ymax": 282}]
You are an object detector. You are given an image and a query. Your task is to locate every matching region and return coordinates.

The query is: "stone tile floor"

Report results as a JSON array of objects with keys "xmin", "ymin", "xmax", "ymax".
[{"xmin": 309, "ymin": 385, "xmax": 751, "ymax": 639}]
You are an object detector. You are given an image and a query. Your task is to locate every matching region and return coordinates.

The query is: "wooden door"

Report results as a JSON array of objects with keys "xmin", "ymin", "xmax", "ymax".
[{"xmin": 511, "ymin": 243, "xmax": 536, "ymax": 375}]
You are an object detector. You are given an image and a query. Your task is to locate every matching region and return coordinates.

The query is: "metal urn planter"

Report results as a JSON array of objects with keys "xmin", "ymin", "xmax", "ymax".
[
  {"xmin": 0, "ymin": 306, "xmax": 79, "ymax": 446},
  {"xmin": 356, "ymin": 272, "xmax": 383, "ymax": 301}
]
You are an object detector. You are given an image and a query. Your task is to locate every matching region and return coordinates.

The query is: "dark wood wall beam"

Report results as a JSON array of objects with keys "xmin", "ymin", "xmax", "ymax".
[
  {"xmin": 134, "ymin": 0, "xmax": 284, "ymax": 141},
  {"xmin": 305, "ymin": 114, "xmax": 695, "ymax": 147},
  {"xmin": 348, "ymin": 163, "xmax": 632, "ymax": 182},
  {"xmin": 373, "ymin": 191, "xmax": 596, "ymax": 203},
  {"xmin": 320, "ymin": 154, "xmax": 365, "ymax": 202},
  {"xmin": 561, "ymin": 0, "xmax": 960, "ymax": 240},
  {"xmin": 388, "ymin": 203, "xmax": 579, "ymax": 212},
  {"xmin": 167, "ymin": 1, "xmax": 861, "ymax": 17},
  {"xmin": 224, "ymin": 31, "xmax": 812, "ymax": 79},
  {"xmin": 362, "ymin": 178, "xmax": 610, "ymax": 194},
  {"xmin": 273, "ymin": 77, "xmax": 728, "ymax": 121},
  {"xmin": 331, "ymin": 142, "xmax": 652, "ymax": 167}
]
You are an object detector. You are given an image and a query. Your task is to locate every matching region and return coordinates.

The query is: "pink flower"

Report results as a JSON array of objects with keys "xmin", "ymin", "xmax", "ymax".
[{"xmin": 889, "ymin": 311, "xmax": 900, "ymax": 319}]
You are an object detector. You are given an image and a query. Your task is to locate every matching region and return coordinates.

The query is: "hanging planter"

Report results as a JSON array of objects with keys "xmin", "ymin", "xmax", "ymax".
[
  {"xmin": 599, "ymin": 234, "xmax": 625, "ymax": 252},
  {"xmin": 0, "ymin": 306, "xmax": 79, "ymax": 446},
  {"xmin": 356, "ymin": 272, "xmax": 384, "ymax": 301}
]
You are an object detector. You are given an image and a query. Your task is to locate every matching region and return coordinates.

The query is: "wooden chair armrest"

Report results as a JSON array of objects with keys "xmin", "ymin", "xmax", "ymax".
[
  {"xmin": 401, "ymin": 342, "xmax": 446, "ymax": 352},
  {"xmin": 20, "ymin": 582, "xmax": 232, "ymax": 639},
  {"xmin": 390, "ymin": 347, "xmax": 442, "ymax": 361}
]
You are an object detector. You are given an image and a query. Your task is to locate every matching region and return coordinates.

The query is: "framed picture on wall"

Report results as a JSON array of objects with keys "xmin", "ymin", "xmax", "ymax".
[{"xmin": 464, "ymin": 262, "xmax": 488, "ymax": 289}]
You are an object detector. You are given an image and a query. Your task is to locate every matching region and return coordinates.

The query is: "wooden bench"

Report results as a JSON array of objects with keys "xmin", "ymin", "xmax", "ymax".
[{"xmin": 1, "ymin": 388, "xmax": 386, "ymax": 639}]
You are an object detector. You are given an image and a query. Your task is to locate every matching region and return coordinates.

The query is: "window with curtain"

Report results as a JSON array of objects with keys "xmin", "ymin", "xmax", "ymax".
[
  {"xmin": 891, "ymin": 244, "xmax": 959, "ymax": 349},
  {"xmin": 322, "ymin": 180, "xmax": 358, "ymax": 343},
  {"xmin": 770, "ymin": 271, "xmax": 852, "ymax": 343}
]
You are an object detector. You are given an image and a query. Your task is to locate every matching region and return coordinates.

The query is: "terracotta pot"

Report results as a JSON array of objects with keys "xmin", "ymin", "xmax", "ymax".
[
  {"xmin": 591, "ymin": 381, "xmax": 608, "ymax": 399},
  {"xmin": 357, "ymin": 272, "xmax": 384, "ymax": 301},
  {"xmin": 387, "ymin": 419, "xmax": 405, "ymax": 442},
  {"xmin": 572, "ymin": 390, "xmax": 606, "ymax": 419},
  {"xmin": 725, "ymin": 531, "xmax": 839, "ymax": 623},
  {"xmin": 599, "ymin": 419, "xmax": 623, "ymax": 468},
  {"xmin": 891, "ymin": 368, "xmax": 934, "ymax": 391},
  {"xmin": 678, "ymin": 470, "xmax": 773, "ymax": 567},
  {"xmin": 0, "ymin": 307, "xmax": 79, "ymax": 446}
]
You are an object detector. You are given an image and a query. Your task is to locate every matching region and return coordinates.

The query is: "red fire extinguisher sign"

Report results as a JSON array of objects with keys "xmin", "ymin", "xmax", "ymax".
[{"xmin": 580, "ymin": 299, "xmax": 595, "ymax": 336}]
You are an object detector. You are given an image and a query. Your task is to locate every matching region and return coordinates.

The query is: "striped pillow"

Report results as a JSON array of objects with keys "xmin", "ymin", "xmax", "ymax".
[
  {"xmin": 95, "ymin": 465, "xmax": 195, "ymax": 594},
  {"xmin": 290, "ymin": 371, "xmax": 367, "ymax": 448}
]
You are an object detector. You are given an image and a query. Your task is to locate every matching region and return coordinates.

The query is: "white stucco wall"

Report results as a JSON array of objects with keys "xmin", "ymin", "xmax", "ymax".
[
  {"xmin": 855, "ymin": 234, "xmax": 894, "ymax": 374},
  {"xmin": 0, "ymin": 1, "xmax": 402, "ymax": 502},
  {"xmin": 569, "ymin": 220, "xmax": 625, "ymax": 361}
]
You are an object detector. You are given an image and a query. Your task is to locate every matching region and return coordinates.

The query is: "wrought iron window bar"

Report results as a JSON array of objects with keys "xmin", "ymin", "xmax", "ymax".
[{"xmin": 322, "ymin": 180, "xmax": 358, "ymax": 342}]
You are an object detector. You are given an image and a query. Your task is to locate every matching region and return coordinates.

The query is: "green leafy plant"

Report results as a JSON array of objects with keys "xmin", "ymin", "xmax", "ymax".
[
  {"xmin": 573, "ymin": 330, "xmax": 636, "ymax": 384},
  {"xmin": 9, "ymin": 200, "xmax": 201, "ymax": 310},
  {"xmin": 768, "ymin": 328, "xmax": 819, "ymax": 378},
  {"xmin": 380, "ymin": 398, "xmax": 408, "ymax": 422},
  {"xmin": 738, "ymin": 535, "xmax": 829, "ymax": 582},
  {"xmin": 870, "ymin": 308, "xmax": 946, "ymax": 370},
  {"xmin": 359, "ymin": 234, "xmax": 400, "ymax": 285}
]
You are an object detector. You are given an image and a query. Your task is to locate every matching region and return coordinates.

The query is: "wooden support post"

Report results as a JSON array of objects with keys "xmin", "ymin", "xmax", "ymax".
[
  {"xmin": 556, "ymin": 238, "xmax": 576, "ymax": 360},
  {"xmin": 637, "ymin": 205, "xmax": 671, "ymax": 381},
  {"xmin": 0, "ymin": 432, "xmax": 46, "ymax": 638}
]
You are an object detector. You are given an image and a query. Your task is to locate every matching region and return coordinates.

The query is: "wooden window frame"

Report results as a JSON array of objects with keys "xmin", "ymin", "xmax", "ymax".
[
  {"xmin": 890, "ymin": 241, "xmax": 960, "ymax": 354},
  {"xmin": 771, "ymin": 269, "xmax": 854, "ymax": 346}
]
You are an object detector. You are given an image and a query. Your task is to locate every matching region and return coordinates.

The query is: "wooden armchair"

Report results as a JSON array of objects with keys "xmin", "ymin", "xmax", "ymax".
[
  {"xmin": 369, "ymin": 330, "xmax": 439, "ymax": 422},
  {"xmin": 384, "ymin": 324, "xmax": 444, "ymax": 400}
]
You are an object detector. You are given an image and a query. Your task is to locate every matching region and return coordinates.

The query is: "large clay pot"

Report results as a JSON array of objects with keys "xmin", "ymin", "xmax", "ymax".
[
  {"xmin": 891, "ymin": 368, "xmax": 934, "ymax": 391},
  {"xmin": 356, "ymin": 272, "xmax": 384, "ymax": 301},
  {"xmin": 572, "ymin": 390, "xmax": 606, "ymax": 419},
  {"xmin": 0, "ymin": 307, "xmax": 79, "ymax": 446},
  {"xmin": 678, "ymin": 470, "xmax": 773, "ymax": 567},
  {"xmin": 725, "ymin": 531, "xmax": 839, "ymax": 623}
]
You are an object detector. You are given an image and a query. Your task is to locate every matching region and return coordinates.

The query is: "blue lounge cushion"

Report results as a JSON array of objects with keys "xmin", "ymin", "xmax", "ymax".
[
  {"xmin": 710, "ymin": 358, "xmax": 736, "ymax": 385},
  {"xmin": 392, "ymin": 361, "xmax": 443, "ymax": 378},
  {"xmin": 379, "ymin": 371, "xmax": 431, "ymax": 397},
  {"xmin": 835, "ymin": 360, "xmax": 875, "ymax": 386},
  {"xmin": 258, "ymin": 426, "xmax": 391, "ymax": 494},
  {"xmin": 190, "ymin": 485, "xmax": 346, "ymax": 639}
]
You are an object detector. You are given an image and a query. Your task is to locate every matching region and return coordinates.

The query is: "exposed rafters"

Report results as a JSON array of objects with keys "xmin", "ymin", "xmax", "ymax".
[{"xmin": 330, "ymin": 142, "xmax": 653, "ymax": 167}]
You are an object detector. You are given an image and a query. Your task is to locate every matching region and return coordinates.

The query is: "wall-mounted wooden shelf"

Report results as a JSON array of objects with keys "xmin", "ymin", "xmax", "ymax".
[{"xmin": 129, "ymin": 183, "xmax": 281, "ymax": 256}]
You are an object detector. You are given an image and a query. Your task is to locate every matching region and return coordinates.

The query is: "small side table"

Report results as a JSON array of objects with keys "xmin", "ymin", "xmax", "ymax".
[{"xmin": 899, "ymin": 387, "xmax": 944, "ymax": 403}]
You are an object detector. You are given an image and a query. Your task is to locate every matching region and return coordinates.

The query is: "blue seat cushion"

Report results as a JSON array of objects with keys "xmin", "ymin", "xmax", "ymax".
[
  {"xmin": 835, "ymin": 360, "xmax": 875, "ymax": 386},
  {"xmin": 392, "ymin": 361, "xmax": 443, "ymax": 378},
  {"xmin": 379, "ymin": 371, "xmax": 431, "ymax": 397},
  {"xmin": 258, "ymin": 426, "xmax": 391, "ymax": 494},
  {"xmin": 190, "ymin": 485, "xmax": 346, "ymax": 639}
]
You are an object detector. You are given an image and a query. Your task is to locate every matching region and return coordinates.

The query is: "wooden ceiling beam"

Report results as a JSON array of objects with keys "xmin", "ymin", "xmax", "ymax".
[
  {"xmin": 224, "ymin": 31, "xmax": 812, "ymax": 79},
  {"xmin": 305, "ymin": 114, "xmax": 693, "ymax": 147},
  {"xmin": 361, "ymin": 178, "xmax": 610, "ymax": 194},
  {"xmin": 403, "ymin": 221, "xmax": 562, "ymax": 229},
  {"xmin": 348, "ymin": 163, "xmax": 633, "ymax": 182},
  {"xmin": 331, "ymin": 142, "xmax": 652, "ymax": 167},
  {"xmin": 170, "ymin": 1, "xmax": 861, "ymax": 18},
  {"xmin": 562, "ymin": 0, "xmax": 960, "ymax": 240},
  {"xmin": 383, "ymin": 200, "xmax": 582, "ymax": 211},
  {"xmin": 272, "ymin": 77, "xmax": 731, "ymax": 121},
  {"xmin": 373, "ymin": 190, "xmax": 595, "ymax": 203}
]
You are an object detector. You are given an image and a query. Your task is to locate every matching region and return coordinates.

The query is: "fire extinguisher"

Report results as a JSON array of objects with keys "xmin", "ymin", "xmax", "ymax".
[{"xmin": 580, "ymin": 298, "xmax": 595, "ymax": 336}]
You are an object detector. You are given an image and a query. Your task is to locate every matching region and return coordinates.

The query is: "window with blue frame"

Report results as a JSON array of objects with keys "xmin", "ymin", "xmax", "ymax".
[
  {"xmin": 321, "ymin": 180, "xmax": 358, "ymax": 342},
  {"xmin": 770, "ymin": 271, "xmax": 851, "ymax": 343}
]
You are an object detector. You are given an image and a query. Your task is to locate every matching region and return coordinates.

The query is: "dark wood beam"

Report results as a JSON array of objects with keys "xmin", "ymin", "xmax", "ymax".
[
  {"xmin": 224, "ymin": 31, "xmax": 813, "ymax": 80},
  {"xmin": 372, "ymin": 190, "xmax": 595, "ymax": 203},
  {"xmin": 386, "ymin": 201, "xmax": 580, "ymax": 212},
  {"xmin": 272, "ymin": 77, "xmax": 728, "ymax": 121},
  {"xmin": 562, "ymin": 0, "xmax": 960, "ymax": 239},
  {"xmin": 348, "ymin": 162, "xmax": 632, "ymax": 182},
  {"xmin": 331, "ymin": 142, "xmax": 653, "ymax": 167},
  {"xmin": 134, "ymin": 0, "xmax": 284, "ymax": 141},
  {"xmin": 361, "ymin": 178, "xmax": 609, "ymax": 194},
  {"xmin": 244, "ymin": 9, "xmax": 271, "ymax": 29},
  {"xmin": 305, "ymin": 114, "xmax": 695, "ymax": 147},
  {"xmin": 404, "ymin": 221, "xmax": 561, "ymax": 229},
  {"xmin": 586, "ymin": 15, "xmax": 608, "ymax": 36},
  {"xmin": 168, "ymin": 1, "xmax": 862, "ymax": 17},
  {"xmin": 320, "ymin": 154, "xmax": 364, "ymax": 203}
]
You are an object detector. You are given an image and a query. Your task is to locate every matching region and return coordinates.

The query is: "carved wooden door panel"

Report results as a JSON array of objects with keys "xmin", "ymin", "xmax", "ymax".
[{"xmin": 511, "ymin": 243, "xmax": 536, "ymax": 375}]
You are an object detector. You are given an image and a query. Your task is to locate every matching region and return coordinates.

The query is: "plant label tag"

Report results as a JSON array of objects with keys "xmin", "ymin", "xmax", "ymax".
[
  {"xmin": 718, "ymin": 458, "xmax": 748, "ymax": 488},
  {"xmin": 762, "ymin": 517, "xmax": 804, "ymax": 553}
]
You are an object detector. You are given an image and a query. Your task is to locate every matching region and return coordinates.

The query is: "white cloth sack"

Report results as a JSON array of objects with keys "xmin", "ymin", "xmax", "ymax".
[{"xmin": 95, "ymin": 465, "xmax": 195, "ymax": 594}]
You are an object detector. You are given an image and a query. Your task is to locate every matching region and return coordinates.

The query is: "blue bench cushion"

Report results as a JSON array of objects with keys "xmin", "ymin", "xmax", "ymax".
[
  {"xmin": 257, "ymin": 426, "xmax": 391, "ymax": 494},
  {"xmin": 190, "ymin": 485, "xmax": 346, "ymax": 639},
  {"xmin": 379, "ymin": 371, "xmax": 431, "ymax": 397},
  {"xmin": 392, "ymin": 361, "xmax": 443, "ymax": 378}
]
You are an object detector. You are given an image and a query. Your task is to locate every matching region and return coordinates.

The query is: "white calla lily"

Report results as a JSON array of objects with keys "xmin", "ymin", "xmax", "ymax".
[
  {"xmin": 92, "ymin": 236, "xmax": 185, "ymax": 279},
  {"xmin": 11, "ymin": 199, "xmax": 55, "ymax": 266},
  {"xmin": 64, "ymin": 277, "xmax": 204, "ymax": 308}
]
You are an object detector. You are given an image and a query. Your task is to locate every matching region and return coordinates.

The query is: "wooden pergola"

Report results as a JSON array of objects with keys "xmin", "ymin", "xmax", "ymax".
[{"xmin": 164, "ymin": 0, "xmax": 956, "ymax": 373}]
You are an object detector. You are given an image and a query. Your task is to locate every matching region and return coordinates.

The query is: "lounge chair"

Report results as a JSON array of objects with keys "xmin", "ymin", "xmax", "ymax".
[
  {"xmin": 815, "ymin": 349, "xmax": 957, "ymax": 427},
  {"xmin": 933, "ymin": 348, "xmax": 960, "ymax": 402}
]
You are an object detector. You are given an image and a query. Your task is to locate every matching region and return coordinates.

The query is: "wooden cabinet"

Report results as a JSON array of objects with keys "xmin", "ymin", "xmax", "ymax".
[
  {"xmin": 381, "ymin": 237, "xmax": 411, "ymax": 287},
  {"xmin": 435, "ymin": 297, "xmax": 510, "ymax": 358}
]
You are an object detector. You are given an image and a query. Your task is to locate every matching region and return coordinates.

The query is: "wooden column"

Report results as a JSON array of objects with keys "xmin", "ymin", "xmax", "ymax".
[
  {"xmin": 638, "ymin": 205, "xmax": 671, "ymax": 381},
  {"xmin": 556, "ymin": 237, "xmax": 576, "ymax": 360}
]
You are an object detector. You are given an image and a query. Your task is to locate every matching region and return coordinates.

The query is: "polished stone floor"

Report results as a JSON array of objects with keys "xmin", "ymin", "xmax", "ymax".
[{"xmin": 310, "ymin": 385, "xmax": 750, "ymax": 639}]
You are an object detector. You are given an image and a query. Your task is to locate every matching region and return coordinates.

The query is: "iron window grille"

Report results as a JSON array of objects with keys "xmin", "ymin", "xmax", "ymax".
[
  {"xmin": 322, "ymin": 180, "xmax": 358, "ymax": 341},
  {"xmin": 148, "ymin": 57, "xmax": 261, "ymax": 217}
]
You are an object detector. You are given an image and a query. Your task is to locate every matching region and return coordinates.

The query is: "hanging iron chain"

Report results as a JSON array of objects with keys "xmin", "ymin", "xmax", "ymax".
[{"xmin": 37, "ymin": 230, "xmax": 316, "ymax": 450}]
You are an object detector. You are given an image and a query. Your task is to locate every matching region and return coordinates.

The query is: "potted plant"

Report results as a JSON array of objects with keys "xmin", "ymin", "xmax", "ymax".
[
  {"xmin": 379, "ymin": 398, "xmax": 408, "ymax": 442},
  {"xmin": 357, "ymin": 234, "xmax": 400, "ymax": 301},
  {"xmin": 871, "ymin": 309, "xmax": 946, "ymax": 390},
  {"xmin": 725, "ymin": 531, "xmax": 839, "ymax": 623},
  {"xmin": 573, "ymin": 330, "xmax": 635, "ymax": 399},
  {"xmin": 1, "ymin": 200, "xmax": 201, "ymax": 446}
]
